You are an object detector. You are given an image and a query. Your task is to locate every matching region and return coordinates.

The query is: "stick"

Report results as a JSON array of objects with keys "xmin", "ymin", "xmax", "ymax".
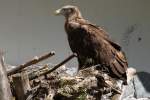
[
  {"xmin": 7, "ymin": 51, "xmax": 55, "ymax": 76},
  {"xmin": 0, "ymin": 51, "xmax": 12, "ymax": 100},
  {"xmin": 29, "ymin": 53, "xmax": 77, "ymax": 80}
]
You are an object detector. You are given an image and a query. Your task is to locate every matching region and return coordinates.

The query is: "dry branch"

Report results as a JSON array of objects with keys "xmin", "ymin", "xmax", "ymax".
[
  {"xmin": 7, "ymin": 51, "xmax": 55, "ymax": 76},
  {"xmin": 29, "ymin": 53, "xmax": 77, "ymax": 80},
  {"xmin": 0, "ymin": 51, "xmax": 12, "ymax": 100}
]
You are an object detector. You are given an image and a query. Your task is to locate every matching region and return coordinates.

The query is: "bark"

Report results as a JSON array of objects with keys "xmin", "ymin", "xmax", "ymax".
[
  {"xmin": 12, "ymin": 71, "xmax": 31, "ymax": 100},
  {"xmin": 0, "ymin": 52, "xmax": 12, "ymax": 100}
]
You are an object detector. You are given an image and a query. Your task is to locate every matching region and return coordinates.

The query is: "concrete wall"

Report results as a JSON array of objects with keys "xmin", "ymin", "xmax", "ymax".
[{"xmin": 0, "ymin": 0, "xmax": 149, "ymax": 72}]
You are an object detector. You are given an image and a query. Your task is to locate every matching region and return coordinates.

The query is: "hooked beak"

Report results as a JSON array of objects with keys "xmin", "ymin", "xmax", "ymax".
[{"xmin": 54, "ymin": 9, "xmax": 62, "ymax": 15}]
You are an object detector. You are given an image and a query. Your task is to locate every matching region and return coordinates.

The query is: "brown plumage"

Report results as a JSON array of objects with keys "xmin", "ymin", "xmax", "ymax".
[{"xmin": 55, "ymin": 5, "xmax": 128, "ymax": 85}]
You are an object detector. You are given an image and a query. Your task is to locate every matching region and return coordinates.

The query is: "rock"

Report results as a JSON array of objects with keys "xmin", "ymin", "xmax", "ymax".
[{"xmin": 121, "ymin": 71, "xmax": 150, "ymax": 100}]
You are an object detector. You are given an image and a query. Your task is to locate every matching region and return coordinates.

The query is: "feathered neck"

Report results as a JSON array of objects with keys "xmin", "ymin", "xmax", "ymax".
[{"xmin": 66, "ymin": 11, "xmax": 83, "ymax": 21}]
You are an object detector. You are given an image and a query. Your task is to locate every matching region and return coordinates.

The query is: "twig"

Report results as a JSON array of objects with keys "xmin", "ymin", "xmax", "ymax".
[
  {"xmin": 26, "ymin": 85, "xmax": 40, "ymax": 100},
  {"xmin": 29, "ymin": 53, "xmax": 77, "ymax": 80},
  {"xmin": 7, "ymin": 51, "xmax": 55, "ymax": 76},
  {"xmin": 105, "ymin": 83, "xmax": 121, "ymax": 94}
]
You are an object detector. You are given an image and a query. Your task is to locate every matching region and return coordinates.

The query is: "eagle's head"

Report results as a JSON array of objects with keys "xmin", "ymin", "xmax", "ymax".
[{"xmin": 55, "ymin": 5, "xmax": 82, "ymax": 20}]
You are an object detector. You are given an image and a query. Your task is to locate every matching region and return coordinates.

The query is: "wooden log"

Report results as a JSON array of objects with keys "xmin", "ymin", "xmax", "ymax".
[
  {"xmin": 0, "ymin": 52, "xmax": 12, "ymax": 100},
  {"xmin": 12, "ymin": 71, "xmax": 31, "ymax": 100},
  {"xmin": 29, "ymin": 53, "xmax": 77, "ymax": 80},
  {"xmin": 7, "ymin": 51, "xmax": 55, "ymax": 76}
]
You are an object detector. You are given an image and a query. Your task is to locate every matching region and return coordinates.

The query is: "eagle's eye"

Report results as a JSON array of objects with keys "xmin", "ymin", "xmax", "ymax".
[{"xmin": 67, "ymin": 8, "xmax": 74, "ymax": 14}]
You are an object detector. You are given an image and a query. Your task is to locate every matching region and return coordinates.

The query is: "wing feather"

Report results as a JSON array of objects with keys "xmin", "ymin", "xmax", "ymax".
[{"xmin": 66, "ymin": 19, "xmax": 128, "ymax": 80}]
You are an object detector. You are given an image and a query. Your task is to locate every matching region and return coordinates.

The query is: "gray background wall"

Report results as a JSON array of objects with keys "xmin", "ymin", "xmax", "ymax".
[{"xmin": 0, "ymin": 0, "xmax": 149, "ymax": 72}]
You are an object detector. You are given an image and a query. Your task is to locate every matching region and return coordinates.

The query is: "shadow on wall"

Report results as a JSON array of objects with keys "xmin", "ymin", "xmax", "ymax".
[{"xmin": 137, "ymin": 71, "xmax": 150, "ymax": 93}]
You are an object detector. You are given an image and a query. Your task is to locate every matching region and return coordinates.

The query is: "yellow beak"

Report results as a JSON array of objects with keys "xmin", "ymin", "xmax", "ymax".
[{"xmin": 54, "ymin": 9, "xmax": 61, "ymax": 15}]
